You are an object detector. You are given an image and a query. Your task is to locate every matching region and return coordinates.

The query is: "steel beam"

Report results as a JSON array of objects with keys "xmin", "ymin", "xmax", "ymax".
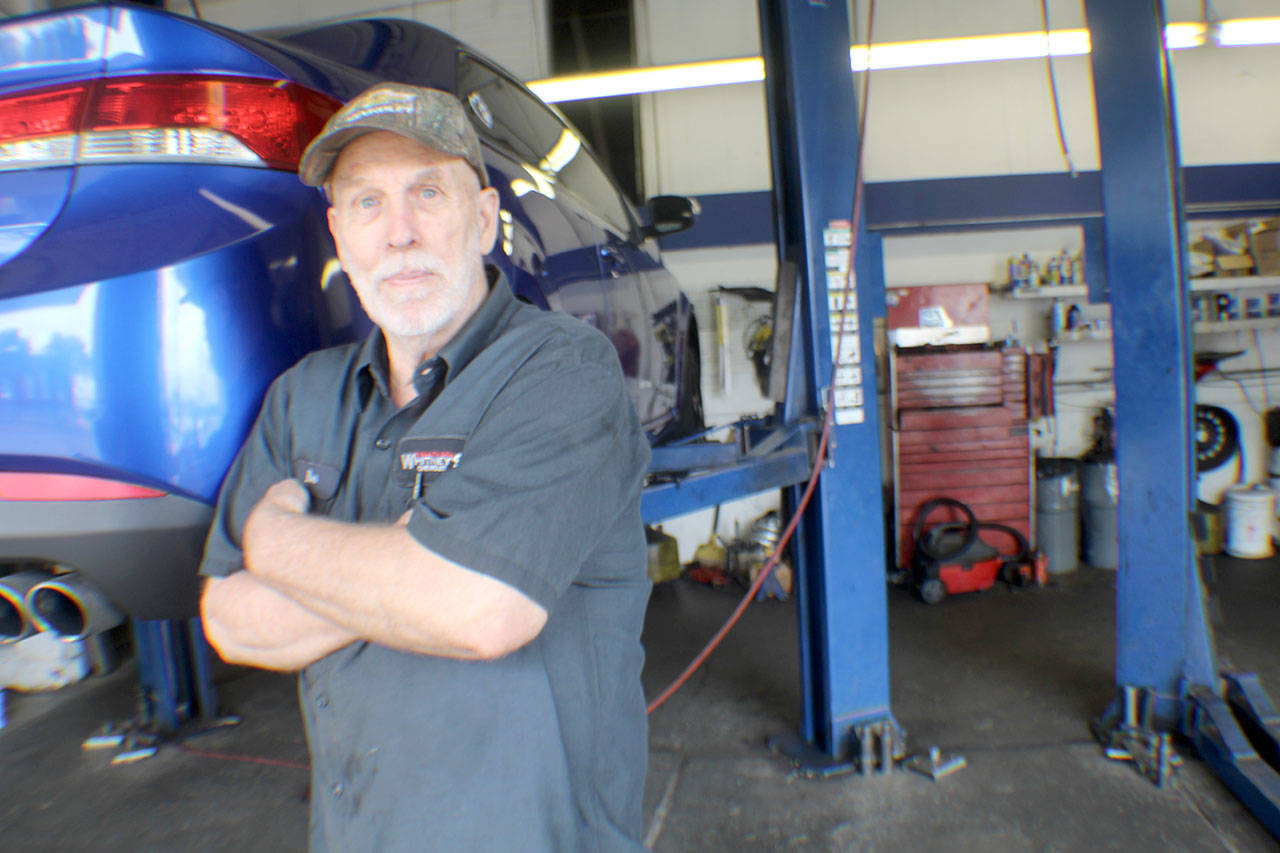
[
  {"xmin": 134, "ymin": 618, "xmax": 219, "ymax": 733},
  {"xmin": 1083, "ymin": 0, "xmax": 1216, "ymax": 724},
  {"xmin": 758, "ymin": 0, "xmax": 895, "ymax": 756},
  {"xmin": 641, "ymin": 444, "xmax": 811, "ymax": 524}
]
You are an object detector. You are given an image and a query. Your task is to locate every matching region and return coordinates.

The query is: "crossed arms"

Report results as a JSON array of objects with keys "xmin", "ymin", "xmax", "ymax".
[{"xmin": 200, "ymin": 479, "xmax": 548, "ymax": 671}]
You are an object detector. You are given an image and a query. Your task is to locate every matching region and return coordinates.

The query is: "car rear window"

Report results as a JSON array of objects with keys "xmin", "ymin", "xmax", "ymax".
[{"xmin": 456, "ymin": 54, "xmax": 634, "ymax": 238}]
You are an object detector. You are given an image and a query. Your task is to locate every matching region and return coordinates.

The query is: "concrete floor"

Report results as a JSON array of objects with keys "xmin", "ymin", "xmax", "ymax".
[{"xmin": 1, "ymin": 557, "xmax": 1277, "ymax": 851}]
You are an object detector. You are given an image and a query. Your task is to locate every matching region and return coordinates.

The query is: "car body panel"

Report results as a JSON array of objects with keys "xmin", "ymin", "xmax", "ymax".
[{"xmin": 0, "ymin": 167, "xmax": 73, "ymax": 267}]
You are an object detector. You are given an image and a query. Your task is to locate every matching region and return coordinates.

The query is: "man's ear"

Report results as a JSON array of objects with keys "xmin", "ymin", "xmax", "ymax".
[{"xmin": 476, "ymin": 186, "xmax": 500, "ymax": 254}]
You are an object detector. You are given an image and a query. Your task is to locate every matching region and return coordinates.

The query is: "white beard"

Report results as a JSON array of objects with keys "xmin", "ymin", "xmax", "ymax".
[{"xmin": 349, "ymin": 250, "xmax": 474, "ymax": 340}]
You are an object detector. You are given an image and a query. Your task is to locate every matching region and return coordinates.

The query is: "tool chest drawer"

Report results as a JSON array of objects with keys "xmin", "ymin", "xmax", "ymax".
[{"xmin": 892, "ymin": 345, "xmax": 1033, "ymax": 566}]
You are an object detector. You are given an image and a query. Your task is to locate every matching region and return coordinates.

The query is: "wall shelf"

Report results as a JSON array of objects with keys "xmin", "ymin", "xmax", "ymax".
[
  {"xmin": 1008, "ymin": 285, "xmax": 1088, "ymax": 299},
  {"xmin": 1052, "ymin": 318, "xmax": 1280, "ymax": 341},
  {"xmin": 1053, "ymin": 328, "xmax": 1111, "ymax": 343},
  {"xmin": 1005, "ymin": 276, "xmax": 1280, "ymax": 301},
  {"xmin": 1190, "ymin": 275, "xmax": 1280, "ymax": 292},
  {"xmin": 1194, "ymin": 317, "xmax": 1280, "ymax": 334}
]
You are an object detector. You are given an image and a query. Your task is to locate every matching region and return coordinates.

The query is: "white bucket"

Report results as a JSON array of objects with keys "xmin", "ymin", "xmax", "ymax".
[{"xmin": 1224, "ymin": 484, "xmax": 1276, "ymax": 558}]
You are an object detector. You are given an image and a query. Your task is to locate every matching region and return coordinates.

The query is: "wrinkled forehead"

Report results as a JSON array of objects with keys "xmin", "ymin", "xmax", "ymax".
[{"xmin": 329, "ymin": 130, "xmax": 480, "ymax": 193}]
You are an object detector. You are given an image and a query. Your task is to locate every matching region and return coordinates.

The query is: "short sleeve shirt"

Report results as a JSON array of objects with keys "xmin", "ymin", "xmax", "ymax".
[{"xmin": 200, "ymin": 268, "xmax": 652, "ymax": 851}]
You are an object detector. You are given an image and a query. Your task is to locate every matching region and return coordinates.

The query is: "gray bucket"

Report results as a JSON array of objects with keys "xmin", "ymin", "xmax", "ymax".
[
  {"xmin": 1036, "ymin": 458, "xmax": 1080, "ymax": 574},
  {"xmin": 1080, "ymin": 460, "xmax": 1119, "ymax": 569}
]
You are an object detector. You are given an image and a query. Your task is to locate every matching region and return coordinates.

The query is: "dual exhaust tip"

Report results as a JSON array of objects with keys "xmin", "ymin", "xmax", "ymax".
[{"xmin": 0, "ymin": 569, "xmax": 124, "ymax": 644}]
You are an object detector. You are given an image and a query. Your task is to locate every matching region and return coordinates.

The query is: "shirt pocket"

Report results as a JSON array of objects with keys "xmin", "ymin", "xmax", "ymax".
[{"xmin": 292, "ymin": 457, "xmax": 342, "ymax": 514}]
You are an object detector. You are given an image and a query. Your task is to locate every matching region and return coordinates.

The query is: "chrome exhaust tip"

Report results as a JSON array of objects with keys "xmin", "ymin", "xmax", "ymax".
[
  {"xmin": 25, "ymin": 573, "xmax": 124, "ymax": 641},
  {"xmin": 0, "ymin": 569, "xmax": 51, "ymax": 644}
]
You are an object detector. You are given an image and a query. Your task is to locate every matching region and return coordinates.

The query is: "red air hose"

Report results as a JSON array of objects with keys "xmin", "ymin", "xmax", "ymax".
[{"xmin": 647, "ymin": 1, "xmax": 877, "ymax": 716}]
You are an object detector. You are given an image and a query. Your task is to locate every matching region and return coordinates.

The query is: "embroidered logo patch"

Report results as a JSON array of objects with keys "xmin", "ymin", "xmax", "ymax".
[
  {"xmin": 395, "ymin": 436, "xmax": 465, "ymax": 487},
  {"xmin": 292, "ymin": 459, "xmax": 340, "ymax": 501}
]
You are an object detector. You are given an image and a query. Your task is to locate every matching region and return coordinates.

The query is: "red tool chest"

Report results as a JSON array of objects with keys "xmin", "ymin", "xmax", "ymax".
[{"xmin": 892, "ymin": 344, "xmax": 1041, "ymax": 567}]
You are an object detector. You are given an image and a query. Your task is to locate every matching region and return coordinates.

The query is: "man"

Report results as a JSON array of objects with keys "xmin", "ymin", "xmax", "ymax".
[{"xmin": 199, "ymin": 83, "xmax": 652, "ymax": 851}]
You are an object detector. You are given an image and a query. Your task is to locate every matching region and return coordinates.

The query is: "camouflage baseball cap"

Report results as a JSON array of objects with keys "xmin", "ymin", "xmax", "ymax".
[{"xmin": 299, "ymin": 82, "xmax": 489, "ymax": 188}]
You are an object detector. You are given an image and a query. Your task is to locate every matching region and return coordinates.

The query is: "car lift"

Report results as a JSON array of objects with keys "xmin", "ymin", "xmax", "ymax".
[
  {"xmin": 110, "ymin": 1, "xmax": 1280, "ymax": 835},
  {"xmin": 1082, "ymin": 0, "xmax": 1280, "ymax": 836}
]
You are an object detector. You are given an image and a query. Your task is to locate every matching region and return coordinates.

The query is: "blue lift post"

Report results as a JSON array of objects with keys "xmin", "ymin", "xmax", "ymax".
[
  {"xmin": 1083, "ymin": 0, "xmax": 1212, "ymax": 724},
  {"xmin": 1084, "ymin": 0, "xmax": 1280, "ymax": 835},
  {"xmin": 756, "ymin": 0, "xmax": 900, "ymax": 768}
]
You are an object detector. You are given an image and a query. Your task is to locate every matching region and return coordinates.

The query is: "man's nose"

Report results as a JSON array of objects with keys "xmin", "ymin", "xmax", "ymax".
[{"xmin": 385, "ymin": 197, "xmax": 420, "ymax": 249}]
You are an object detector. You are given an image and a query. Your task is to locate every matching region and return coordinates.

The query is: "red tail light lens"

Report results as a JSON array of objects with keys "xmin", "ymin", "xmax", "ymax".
[
  {"xmin": 0, "ymin": 74, "xmax": 341, "ymax": 171},
  {"xmin": 0, "ymin": 83, "xmax": 88, "ymax": 143},
  {"xmin": 0, "ymin": 473, "xmax": 165, "ymax": 501}
]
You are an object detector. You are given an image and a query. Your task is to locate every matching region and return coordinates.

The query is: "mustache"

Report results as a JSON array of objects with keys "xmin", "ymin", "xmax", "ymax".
[{"xmin": 372, "ymin": 251, "xmax": 444, "ymax": 285}]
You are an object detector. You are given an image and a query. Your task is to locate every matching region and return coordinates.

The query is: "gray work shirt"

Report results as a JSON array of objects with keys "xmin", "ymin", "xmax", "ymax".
[{"xmin": 200, "ymin": 268, "xmax": 652, "ymax": 851}]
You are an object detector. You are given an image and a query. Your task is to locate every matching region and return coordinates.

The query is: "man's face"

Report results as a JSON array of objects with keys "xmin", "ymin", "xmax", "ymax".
[{"xmin": 326, "ymin": 131, "xmax": 498, "ymax": 346}]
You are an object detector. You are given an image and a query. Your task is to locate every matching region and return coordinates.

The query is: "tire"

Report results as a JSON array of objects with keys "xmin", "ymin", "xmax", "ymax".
[
  {"xmin": 919, "ymin": 578, "xmax": 946, "ymax": 605},
  {"xmin": 660, "ymin": 319, "xmax": 705, "ymax": 442},
  {"xmin": 1195, "ymin": 405, "xmax": 1239, "ymax": 472}
]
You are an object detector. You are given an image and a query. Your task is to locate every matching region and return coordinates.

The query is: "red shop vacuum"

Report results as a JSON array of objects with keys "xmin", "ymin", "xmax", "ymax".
[{"xmin": 909, "ymin": 498, "xmax": 1048, "ymax": 605}]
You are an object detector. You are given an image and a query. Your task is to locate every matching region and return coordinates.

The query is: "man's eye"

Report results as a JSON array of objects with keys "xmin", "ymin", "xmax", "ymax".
[
  {"xmin": 356, "ymin": 196, "xmax": 379, "ymax": 209},
  {"xmin": 419, "ymin": 187, "xmax": 439, "ymax": 200}
]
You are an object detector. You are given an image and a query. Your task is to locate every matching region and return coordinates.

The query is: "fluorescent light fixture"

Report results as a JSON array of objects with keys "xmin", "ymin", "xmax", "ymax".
[
  {"xmin": 1216, "ymin": 17, "xmax": 1280, "ymax": 47},
  {"xmin": 850, "ymin": 29, "xmax": 1089, "ymax": 72},
  {"xmin": 1164, "ymin": 22, "xmax": 1207, "ymax": 49},
  {"xmin": 529, "ymin": 57, "xmax": 763, "ymax": 103},
  {"xmin": 527, "ymin": 18, "xmax": 1280, "ymax": 104}
]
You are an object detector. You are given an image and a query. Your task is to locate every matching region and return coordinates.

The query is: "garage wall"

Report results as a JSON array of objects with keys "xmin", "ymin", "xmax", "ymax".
[
  {"xmin": 633, "ymin": 0, "xmax": 1280, "ymax": 553},
  {"xmin": 637, "ymin": 0, "xmax": 1280, "ymax": 195}
]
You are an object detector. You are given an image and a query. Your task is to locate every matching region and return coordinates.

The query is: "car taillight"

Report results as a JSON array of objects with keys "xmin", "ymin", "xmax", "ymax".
[
  {"xmin": 0, "ymin": 75, "xmax": 341, "ymax": 172},
  {"xmin": 0, "ymin": 473, "xmax": 166, "ymax": 501}
]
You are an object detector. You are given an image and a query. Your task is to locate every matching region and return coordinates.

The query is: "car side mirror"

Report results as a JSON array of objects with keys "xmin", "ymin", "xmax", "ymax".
[{"xmin": 641, "ymin": 195, "xmax": 699, "ymax": 239}]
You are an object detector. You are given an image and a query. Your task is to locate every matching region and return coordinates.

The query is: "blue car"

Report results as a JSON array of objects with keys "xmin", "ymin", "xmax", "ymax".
[{"xmin": 0, "ymin": 3, "xmax": 701, "ymax": 630}]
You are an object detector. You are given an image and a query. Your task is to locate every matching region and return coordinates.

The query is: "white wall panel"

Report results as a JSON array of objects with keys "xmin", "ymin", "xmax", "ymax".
[
  {"xmin": 851, "ymin": 0, "xmax": 1080, "ymax": 43},
  {"xmin": 636, "ymin": 0, "xmax": 760, "ymax": 64},
  {"xmin": 644, "ymin": 84, "xmax": 772, "ymax": 196},
  {"xmin": 859, "ymin": 55, "xmax": 1099, "ymax": 181},
  {"xmin": 1171, "ymin": 46, "xmax": 1280, "ymax": 166}
]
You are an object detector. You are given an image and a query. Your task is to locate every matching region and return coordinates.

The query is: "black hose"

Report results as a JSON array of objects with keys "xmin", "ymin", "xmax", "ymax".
[{"xmin": 913, "ymin": 498, "xmax": 978, "ymax": 562}]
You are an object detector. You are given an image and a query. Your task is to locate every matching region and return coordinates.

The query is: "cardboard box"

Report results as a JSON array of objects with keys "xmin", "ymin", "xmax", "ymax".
[
  {"xmin": 1215, "ymin": 253, "xmax": 1255, "ymax": 276},
  {"xmin": 1189, "ymin": 237, "xmax": 1215, "ymax": 278},
  {"xmin": 1251, "ymin": 219, "xmax": 1280, "ymax": 276}
]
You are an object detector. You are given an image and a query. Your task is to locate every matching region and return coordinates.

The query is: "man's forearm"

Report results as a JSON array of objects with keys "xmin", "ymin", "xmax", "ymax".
[
  {"xmin": 241, "ymin": 503, "xmax": 545, "ymax": 660},
  {"xmin": 201, "ymin": 571, "xmax": 358, "ymax": 671}
]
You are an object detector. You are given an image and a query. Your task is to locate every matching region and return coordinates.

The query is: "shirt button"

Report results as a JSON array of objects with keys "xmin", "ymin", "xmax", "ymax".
[
  {"xmin": 316, "ymin": 694, "xmax": 329, "ymax": 709},
  {"xmin": 375, "ymin": 438, "xmax": 391, "ymax": 450},
  {"xmin": 331, "ymin": 782, "xmax": 344, "ymax": 797}
]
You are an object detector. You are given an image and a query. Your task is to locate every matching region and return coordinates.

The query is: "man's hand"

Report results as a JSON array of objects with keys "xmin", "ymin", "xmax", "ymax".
[
  {"xmin": 260, "ymin": 478, "xmax": 311, "ymax": 514},
  {"xmin": 243, "ymin": 479, "xmax": 310, "ymax": 573}
]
